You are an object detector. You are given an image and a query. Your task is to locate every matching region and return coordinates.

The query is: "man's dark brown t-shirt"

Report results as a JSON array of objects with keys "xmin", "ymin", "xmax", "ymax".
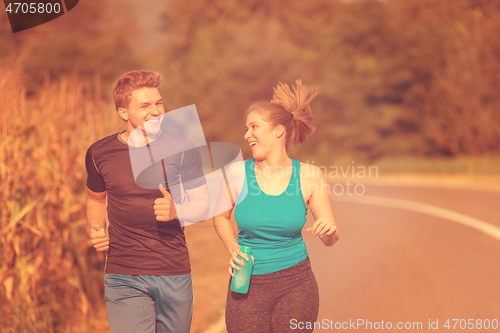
[{"xmin": 85, "ymin": 131, "xmax": 206, "ymax": 276}]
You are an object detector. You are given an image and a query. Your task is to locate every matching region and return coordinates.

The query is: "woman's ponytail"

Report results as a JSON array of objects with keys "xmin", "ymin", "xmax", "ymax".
[
  {"xmin": 244, "ymin": 80, "xmax": 321, "ymax": 156},
  {"xmin": 271, "ymin": 80, "xmax": 322, "ymax": 146}
]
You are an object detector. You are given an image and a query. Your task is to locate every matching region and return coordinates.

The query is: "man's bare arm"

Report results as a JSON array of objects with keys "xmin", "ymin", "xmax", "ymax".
[{"xmin": 86, "ymin": 187, "xmax": 109, "ymax": 251}]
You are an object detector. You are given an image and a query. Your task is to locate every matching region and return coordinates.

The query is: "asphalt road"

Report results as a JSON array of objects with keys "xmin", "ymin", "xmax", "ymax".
[
  {"xmin": 206, "ymin": 182, "xmax": 500, "ymax": 332},
  {"xmin": 304, "ymin": 183, "xmax": 500, "ymax": 332}
]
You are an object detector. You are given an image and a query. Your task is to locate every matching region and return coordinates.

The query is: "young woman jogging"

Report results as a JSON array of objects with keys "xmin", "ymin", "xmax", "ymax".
[{"xmin": 214, "ymin": 80, "xmax": 339, "ymax": 333}]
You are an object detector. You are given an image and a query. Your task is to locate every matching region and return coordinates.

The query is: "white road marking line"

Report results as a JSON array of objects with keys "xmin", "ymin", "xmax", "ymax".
[
  {"xmin": 333, "ymin": 195, "xmax": 500, "ymax": 242},
  {"xmin": 205, "ymin": 193, "xmax": 500, "ymax": 333}
]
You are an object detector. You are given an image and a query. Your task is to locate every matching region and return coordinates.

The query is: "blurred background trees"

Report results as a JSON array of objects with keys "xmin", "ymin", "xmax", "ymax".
[
  {"xmin": 1, "ymin": 0, "xmax": 141, "ymax": 94},
  {"xmin": 157, "ymin": 0, "xmax": 500, "ymax": 162},
  {"xmin": 2, "ymin": 0, "xmax": 500, "ymax": 163}
]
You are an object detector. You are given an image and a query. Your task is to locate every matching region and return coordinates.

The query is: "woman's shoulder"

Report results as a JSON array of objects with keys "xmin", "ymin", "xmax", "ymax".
[
  {"xmin": 225, "ymin": 159, "xmax": 248, "ymax": 178},
  {"xmin": 298, "ymin": 161, "xmax": 326, "ymax": 181}
]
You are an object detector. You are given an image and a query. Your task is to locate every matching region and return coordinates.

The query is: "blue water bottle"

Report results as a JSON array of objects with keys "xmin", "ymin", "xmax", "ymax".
[{"xmin": 230, "ymin": 246, "xmax": 253, "ymax": 293}]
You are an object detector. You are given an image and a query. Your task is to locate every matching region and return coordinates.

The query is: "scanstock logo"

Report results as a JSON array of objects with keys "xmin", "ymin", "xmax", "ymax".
[
  {"xmin": 4, "ymin": 0, "xmax": 79, "ymax": 33},
  {"xmin": 128, "ymin": 105, "xmax": 244, "ymax": 227}
]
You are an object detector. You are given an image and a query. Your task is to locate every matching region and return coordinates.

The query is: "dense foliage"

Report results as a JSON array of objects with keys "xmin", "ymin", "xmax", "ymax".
[{"xmin": 2, "ymin": 0, "xmax": 500, "ymax": 162}]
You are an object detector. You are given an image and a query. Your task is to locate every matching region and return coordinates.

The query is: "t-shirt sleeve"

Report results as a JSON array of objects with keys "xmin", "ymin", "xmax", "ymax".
[
  {"xmin": 180, "ymin": 143, "xmax": 207, "ymax": 191},
  {"xmin": 85, "ymin": 145, "xmax": 106, "ymax": 193}
]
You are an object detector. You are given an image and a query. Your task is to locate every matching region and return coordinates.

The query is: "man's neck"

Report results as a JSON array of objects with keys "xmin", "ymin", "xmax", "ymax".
[{"xmin": 120, "ymin": 129, "xmax": 161, "ymax": 147}]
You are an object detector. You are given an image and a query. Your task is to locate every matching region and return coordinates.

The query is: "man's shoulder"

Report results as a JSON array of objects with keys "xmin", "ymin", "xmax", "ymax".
[
  {"xmin": 86, "ymin": 133, "xmax": 125, "ymax": 164},
  {"xmin": 88, "ymin": 133, "xmax": 121, "ymax": 151}
]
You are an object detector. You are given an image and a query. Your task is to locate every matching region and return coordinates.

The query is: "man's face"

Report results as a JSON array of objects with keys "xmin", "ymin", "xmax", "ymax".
[{"xmin": 120, "ymin": 87, "xmax": 165, "ymax": 136}]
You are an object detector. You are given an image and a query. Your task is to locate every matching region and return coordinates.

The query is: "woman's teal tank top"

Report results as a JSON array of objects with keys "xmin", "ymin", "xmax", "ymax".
[{"xmin": 234, "ymin": 158, "xmax": 309, "ymax": 275}]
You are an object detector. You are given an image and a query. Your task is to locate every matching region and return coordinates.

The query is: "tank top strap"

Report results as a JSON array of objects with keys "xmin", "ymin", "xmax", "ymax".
[
  {"xmin": 291, "ymin": 159, "xmax": 301, "ymax": 190},
  {"xmin": 246, "ymin": 158, "xmax": 256, "ymax": 180},
  {"xmin": 235, "ymin": 159, "xmax": 252, "ymax": 205},
  {"xmin": 291, "ymin": 159, "xmax": 300, "ymax": 179}
]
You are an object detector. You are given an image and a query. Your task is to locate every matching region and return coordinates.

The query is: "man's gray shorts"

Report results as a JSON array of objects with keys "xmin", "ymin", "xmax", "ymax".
[{"xmin": 104, "ymin": 273, "xmax": 193, "ymax": 333}]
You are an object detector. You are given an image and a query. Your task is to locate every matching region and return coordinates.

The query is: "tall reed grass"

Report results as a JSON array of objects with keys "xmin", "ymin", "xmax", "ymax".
[
  {"xmin": 0, "ymin": 61, "xmax": 122, "ymax": 332},
  {"xmin": 0, "ymin": 62, "xmax": 233, "ymax": 333}
]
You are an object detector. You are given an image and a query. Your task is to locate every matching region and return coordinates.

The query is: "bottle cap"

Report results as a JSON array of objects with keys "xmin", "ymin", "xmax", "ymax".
[{"xmin": 239, "ymin": 246, "xmax": 252, "ymax": 254}]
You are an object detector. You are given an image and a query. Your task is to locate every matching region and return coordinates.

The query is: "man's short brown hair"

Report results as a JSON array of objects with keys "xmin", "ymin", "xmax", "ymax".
[{"xmin": 112, "ymin": 70, "xmax": 162, "ymax": 110}]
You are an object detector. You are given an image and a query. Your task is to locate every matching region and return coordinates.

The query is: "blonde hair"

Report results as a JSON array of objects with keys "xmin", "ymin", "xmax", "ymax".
[
  {"xmin": 112, "ymin": 70, "xmax": 162, "ymax": 110},
  {"xmin": 245, "ymin": 80, "xmax": 321, "ymax": 154}
]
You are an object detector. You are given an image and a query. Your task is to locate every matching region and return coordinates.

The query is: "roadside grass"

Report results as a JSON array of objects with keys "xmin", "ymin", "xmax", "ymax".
[
  {"xmin": 320, "ymin": 154, "xmax": 500, "ymax": 179},
  {"xmin": 0, "ymin": 63, "xmax": 121, "ymax": 332},
  {"xmin": 373, "ymin": 155, "xmax": 500, "ymax": 174}
]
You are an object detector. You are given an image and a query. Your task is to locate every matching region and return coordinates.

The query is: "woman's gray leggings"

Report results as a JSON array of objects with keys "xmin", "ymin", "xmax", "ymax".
[{"xmin": 225, "ymin": 258, "xmax": 319, "ymax": 333}]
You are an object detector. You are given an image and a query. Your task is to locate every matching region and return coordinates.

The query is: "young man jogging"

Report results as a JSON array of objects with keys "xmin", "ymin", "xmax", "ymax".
[{"xmin": 85, "ymin": 70, "xmax": 209, "ymax": 333}]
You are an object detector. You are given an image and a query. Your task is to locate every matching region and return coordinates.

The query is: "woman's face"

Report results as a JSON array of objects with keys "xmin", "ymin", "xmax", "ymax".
[{"xmin": 244, "ymin": 111, "xmax": 280, "ymax": 160}]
